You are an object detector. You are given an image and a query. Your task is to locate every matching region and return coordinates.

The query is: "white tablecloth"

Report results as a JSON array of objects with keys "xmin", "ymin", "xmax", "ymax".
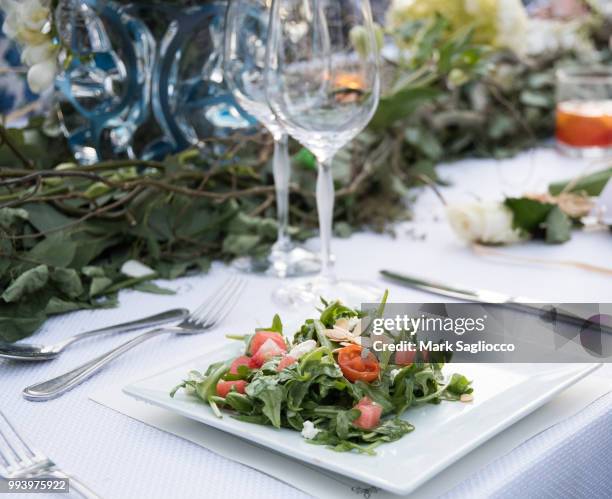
[{"xmin": 1, "ymin": 148, "xmax": 611, "ymax": 499}]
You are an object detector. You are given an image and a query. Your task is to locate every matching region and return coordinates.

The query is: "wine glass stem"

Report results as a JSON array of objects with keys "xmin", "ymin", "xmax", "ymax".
[
  {"xmin": 316, "ymin": 159, "xmax": 335, "ymax": 282},
  {"xmin": 272, "ymin": 134, "xmax": 291, "ymax": 251}
]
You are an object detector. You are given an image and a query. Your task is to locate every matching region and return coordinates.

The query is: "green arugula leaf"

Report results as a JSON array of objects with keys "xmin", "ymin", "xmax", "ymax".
[
  {"xmin": 257, "ymin": 314, "xmax": 283, "ymax": 334},
  {"xmin": 445, "ymin": 373, "xmax": 473, "ymax": 396},
  {"xmin": 245, "ymin": 376, "xmax": 285, "ymax": 428}
]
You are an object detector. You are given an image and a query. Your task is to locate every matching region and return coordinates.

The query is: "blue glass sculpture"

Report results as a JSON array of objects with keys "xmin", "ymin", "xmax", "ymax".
[{"xmin": 55, "ymin": 0, "xmax": 255, "ymax": 164}]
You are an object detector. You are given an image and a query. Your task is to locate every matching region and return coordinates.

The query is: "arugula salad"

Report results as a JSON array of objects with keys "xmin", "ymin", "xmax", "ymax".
[{"xmin": 171, "ymin": 296, "xmax": 474, "ymax": 455}]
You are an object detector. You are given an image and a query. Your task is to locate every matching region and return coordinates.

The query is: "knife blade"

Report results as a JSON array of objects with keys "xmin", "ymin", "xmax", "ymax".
[
  {"xmin": 380, "ymin": 270, "xmax": 532, "ymax": 303},
  {"xmin": 380, "ymin": 269, "xmax": 612, "ymax": 336}
]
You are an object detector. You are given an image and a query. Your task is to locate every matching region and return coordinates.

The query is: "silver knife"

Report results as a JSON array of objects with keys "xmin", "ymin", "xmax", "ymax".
[
  {"xmin": 380, "ymin": 269, "xmax": 612, "ymax": 335},
  {"xmin": 380, "ymin": 270, "xmax": 540, "ymax": 304}
]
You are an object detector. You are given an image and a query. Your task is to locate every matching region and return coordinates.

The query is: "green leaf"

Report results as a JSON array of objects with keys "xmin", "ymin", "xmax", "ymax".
[
  {"xmin": 82, "ymin": 266, "xmax": 106, "ymax": 278},
  {"xmin": 155, "ymin": 261, "xmax": 189, "ymax": 280},
  {"xmin": 370, "ymin": 87, "xmax": 441, "ymax": 130},
  {"xmin": 51, "ymin": 268, "xmax": 83, "ymax": 298},
  {"xmin": 23, "ymin": 203, "xmax": 74, "ymax": 233},
  {"xmin": 336, "ymin": 409, "xmax": 360, "ymax": 440},
  {"xmin": 257, "ymin": 314, "xmax": 283, "ymax": 334},
  {"xmin": 0, "ymin": 311, "xmax": 46, "ymax": 342},
  {"xmin": 90, "ymin": 277, "xmax": 113, "ymax": 297},
  {"xmin": 519, "ymin": 90, "xmax": 553, "ymax": 108},
  {"xmin": 28, "ymin": 233, "xmax": 77, "ymax": 268},
  {"xmin": 224, "ymin": 392, "xmax": 254, "ymax": 413},
  {"xmin": 132, "ymin": 282, "xmax": 175, "ymax": 295},
  {"xmin": 0, "ymin": 292, "xmax": 49, "ymax": 342},
  {"xmin": 549, "ymin": 168, "xmax": 612, "ymax": 197},
  {"xmin": 222, "ymin": 234, "xmax": 261, "ymax": 256},
  {"xmin": 294, "ymin": 148, "xmax": 317, "ymax": 170},
  {"xmin": 45, "ymin": 297, "xmax": 82, "ymax": 315},
  {"xmin": 2, "ymin": 265, "xmax": 49, "ymax": 303},
  {"xmin": 0, "ymin": 207, "xmax": 29, "ymax": 230},
  {"xmin": 446, "ymin": 373, "xmax": 473, "ymax": 395},
  {"xmin": 545, "ymin": 206, "xmax": 572, "ymax": 244},
  {"xmin": 334, "ymin": 222, "xmax": 353, "ymax": 238},
  {"xmin": 504, "ymin": 198, "xmax": 554, "ymax": 233},
  {"xmin": 245, "ymin": 377, "xmax": 285, "ymax": 428},
  {"xmin": 404, "ymin": 126, "xmax": 443, "ymax": 160}
]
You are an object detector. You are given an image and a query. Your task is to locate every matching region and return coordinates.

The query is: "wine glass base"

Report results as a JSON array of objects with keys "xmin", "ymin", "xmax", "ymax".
[
  {"xmin": 272, "ymin": 276, "xmax": 382, "ymax": 309},
  {"xmin": 232, "ymin": 245, "xmax": 321, "ymax": 278}
]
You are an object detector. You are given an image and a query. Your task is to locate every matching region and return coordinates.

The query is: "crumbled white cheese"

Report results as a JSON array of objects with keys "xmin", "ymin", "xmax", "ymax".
[
  {"xmin": 289, "ymin": 339, "xmax": 317, "ymax": 359},
  {"xmin": 301, "ymin": 420, "xmax": 321, "ymax": 440},
  {"xmin": 184, "ymin": 370, "xmax": 204, "ymax": 394},
  {"xmin": 390, "ymin": 369, "xmax": 401, "ymax": 383}
]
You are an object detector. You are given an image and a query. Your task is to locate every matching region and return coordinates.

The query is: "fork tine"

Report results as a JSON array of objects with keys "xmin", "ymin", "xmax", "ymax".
[
  {"xmin": 190, "ymin": 276, "xmax": 240, "ymax": 326},
  {"xmin": 0, "ymin": 410, "xmax": 36, "ymax": 474},
  {"xmin": 201, "ymin": 277, "xmax": 246, "ymax": 329},
  {"xmin": 189, "ymin": 275, "xmax": 238, "ymax": 324},
  {"xmin": 188, "ymin": 276, "xmax": 234, "ymax": 320}
]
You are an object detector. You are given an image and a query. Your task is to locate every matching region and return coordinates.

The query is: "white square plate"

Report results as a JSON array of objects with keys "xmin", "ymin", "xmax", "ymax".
[{"xmin": 123, "ymin": 343, "xmax": 600, "ymax": 495}]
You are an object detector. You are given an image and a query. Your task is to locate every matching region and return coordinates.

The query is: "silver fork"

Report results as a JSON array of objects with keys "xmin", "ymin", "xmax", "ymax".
[
  {"xmin": 0, "ymin": 410, "xmax": 99, "ymax": 498},
  {"xmin": 23, "ymin": 276, "xmax": 246, "ymax": 401}
]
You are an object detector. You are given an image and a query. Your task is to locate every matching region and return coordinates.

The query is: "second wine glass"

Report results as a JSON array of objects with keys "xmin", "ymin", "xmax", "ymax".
[
  {"xmin": 265, "ymin": 0, "xmax": 381, "ymax": 306},
  {"xmin": 224, "ymin": 0, "xmax": 320, "ymax": 278}
]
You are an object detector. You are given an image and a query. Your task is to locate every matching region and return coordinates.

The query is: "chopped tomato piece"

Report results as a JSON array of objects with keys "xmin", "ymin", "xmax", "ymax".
[
  {"xmin": 250, "ymin": 338, "xmax": 285, "ymax": 368},
  {"xmin": 249, "ymin": 331, "xmax": 287, "ymax": 356},
  {"xmin": 337, "ymin": 345, "xmax": 380, "ymax": 383},
  {"xmin": 216, "ymin": 380, "xmax": 247, "ymax": 398},
  {"xmin": 395, "ymin": 349, "xmax": 428, "ymax": 366},
  {"xmin": 353, "ymin": 397, "xmax": 382, "ymax": 430},
  {"xmin": 229, "ymin": 355, "xmax": 252, "ymax": 374},
  {"xmin": 277, "ymin": 355, "xmax": 297, "ymax": 372}
]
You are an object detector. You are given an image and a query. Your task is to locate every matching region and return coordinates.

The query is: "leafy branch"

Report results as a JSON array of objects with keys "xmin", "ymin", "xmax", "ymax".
[{"xmin": 1, "ymin": 13, "xmax": 609, "ymax": 342}]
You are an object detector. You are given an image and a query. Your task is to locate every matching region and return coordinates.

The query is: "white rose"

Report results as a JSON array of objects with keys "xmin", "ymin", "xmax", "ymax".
[
  {"xmin": 447, "ymin": 202, "xmax": 523, "ymax": 245},
  {"xmin": 21, "ymin": 42, "xmax": 55, "ymax": 66},
  {"xmin": 495, "ymin": 0, "xmax": 528, "ymax": 54},
  {"xmin": 27, "ymin": 58, "xmax": 56, "ymax": 93},
  {"xmin": 2, "ymin": 0, "xmax": 50, "ymax": 46},
  {"xmin": 18, "ymin": 0, "xmax": 50, "ymax": 31}
]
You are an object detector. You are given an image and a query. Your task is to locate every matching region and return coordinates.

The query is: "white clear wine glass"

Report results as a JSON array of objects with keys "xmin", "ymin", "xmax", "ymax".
[
  {"xmin": 265, "ymin": 0, "xmax": 381, "ymax": 306},
  {"xmin": 224, "ymin": 0, "xmax": 320, "ymax": 278}
]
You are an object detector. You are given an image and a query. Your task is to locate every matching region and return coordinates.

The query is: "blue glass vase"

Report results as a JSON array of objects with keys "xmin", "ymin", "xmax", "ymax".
[{"xmin": 54, "ymin": 0, "xmax": 255, "ymax": 164}]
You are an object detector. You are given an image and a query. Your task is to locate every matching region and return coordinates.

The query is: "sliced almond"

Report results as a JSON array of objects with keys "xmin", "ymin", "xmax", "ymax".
[
  {"xmin": 334, "ymin": 318, "xmax": 351, "ymax": 330},
  {"xmin": 460, "ymin": 393, "xmax": 474, "ymax": 403}
]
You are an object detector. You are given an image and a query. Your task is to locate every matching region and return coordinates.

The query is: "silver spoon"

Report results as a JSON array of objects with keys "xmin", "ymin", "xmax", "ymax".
[{"xmin": 0, "ymin": 308, "xmax": 189, "ymax": 362}]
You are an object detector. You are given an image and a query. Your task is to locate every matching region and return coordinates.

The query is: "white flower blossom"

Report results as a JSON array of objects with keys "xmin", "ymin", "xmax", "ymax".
[
  {"xmin": 387, "ymin": 0, "xmax": 528, "ymax": 53},
  {"xmin": 447, "ymin": 201, "xmax": 524, "ymax": 245},
  {"xmin": 525, "ymin": 19, "xmax": 594, "ymax": 57},
  {"xmin": 27, "ymin": 58, "xmax": 57, "ymax": 94},
  {"xmin": 1, "ymin": 0, "xmax": 58, "ymax": 93}
]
